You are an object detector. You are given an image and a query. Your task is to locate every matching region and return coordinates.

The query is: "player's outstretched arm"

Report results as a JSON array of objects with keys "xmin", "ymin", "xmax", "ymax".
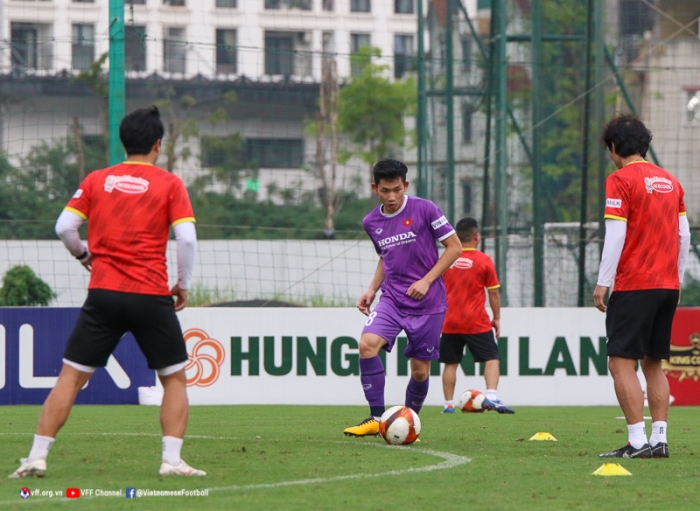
[
  {"xmin": 487, "ymin": 288, "xmax": 501, "ymax": 337},
  {"xmin": 55, "ymin": 209, "xmax": 92, "ymax": 271},
  {"xmin": 172, "ymin": 221, "xmax": 197, "ymax": 311},
  {"xmin": 357, "ymin": 258, "xmax": 385, "ymax": 316},
  {"xmin": 406, "ymin": 233, "xmax": 461, "ymax": 300}
]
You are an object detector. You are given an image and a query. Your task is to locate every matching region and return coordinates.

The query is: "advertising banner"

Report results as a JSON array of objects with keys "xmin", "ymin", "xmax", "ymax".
[
  {"xmin": 664, "ymin": 307, "xmax": 700, "ymax": 405},
  {"xmin": 177, "ymin": 307, "xmax": 617, "ymax": 406},
  {"xmin": 2, "ymin": 307, "xmax": 697, "ymax": 406},
  {"xmin": 0, "ymin": 308, "xmax": 154, "ymax": 404}
]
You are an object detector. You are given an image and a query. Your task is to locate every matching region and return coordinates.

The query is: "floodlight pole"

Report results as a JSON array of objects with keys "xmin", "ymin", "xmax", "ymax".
[
  {"xmin": 493, "ymin": 0, "xmax": 508, "ymax": 306},
  {"xmin": 416, "ymin": 0, "xmax": 428, "ymax": 198},
  {"xmin": 108, "ymin": 0, "xmax": 126, "ymax": 165}
]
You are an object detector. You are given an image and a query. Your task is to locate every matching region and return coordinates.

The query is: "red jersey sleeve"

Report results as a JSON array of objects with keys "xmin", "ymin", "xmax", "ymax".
[
  {"xmin": 604, "ymin": 173, "xmax": 629, "ymax": 222},
  {"xmin": 65, "ymin": 172, "xmax": 94, "ymax": 219},
  {"xmin": 483, "ymin": 256, "xmax": 500, "ymax": 289},
  {"xmin": 169, "ymin": 177, "xmax": 195, "ymax": 226}
]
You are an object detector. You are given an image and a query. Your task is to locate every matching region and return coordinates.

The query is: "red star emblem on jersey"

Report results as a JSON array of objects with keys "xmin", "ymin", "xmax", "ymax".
[{"xmin": 403, "ymin": 218, "xmax": 413, "ymax": 227}]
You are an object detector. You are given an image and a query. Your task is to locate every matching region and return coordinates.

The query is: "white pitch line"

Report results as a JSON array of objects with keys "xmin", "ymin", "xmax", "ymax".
[
  {"xmin": 207, "ymin": 443, "xmax": 470, "ymax": 494},
  {"xmin": 1, "ymin": 434, "xmax": 470, "ymax": 506}
]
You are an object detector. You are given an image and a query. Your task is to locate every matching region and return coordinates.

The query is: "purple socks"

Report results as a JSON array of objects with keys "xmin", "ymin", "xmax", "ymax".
[
  {"xmin": 360, "ymin": 356, "xmax": 385, "ymax": 417},
  {"xmin": 405, "ymin": 377, "xmax": 429, "ymax": 414}
]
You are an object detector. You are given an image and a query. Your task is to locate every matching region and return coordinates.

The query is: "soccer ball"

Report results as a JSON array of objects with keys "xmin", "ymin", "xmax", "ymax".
[
  {"xmin": 457, "ymin": 389, "xmax": 487, "ymax": 413},
  {"xmin": 378, "ymin": 405, "xmax": 422, "ymax": 445}
]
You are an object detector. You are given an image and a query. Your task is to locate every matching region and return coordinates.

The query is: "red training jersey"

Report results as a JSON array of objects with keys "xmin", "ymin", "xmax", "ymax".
[
  {"xmin": 604, "ymin": 160, "xmax": 686, "ymax": 291},
  {"xmin": 65, "ymin": 161, "xmax": 195, "ymax": 295},
  {"xmin": 442, "ymin": 248, "xmax": 500, "ymax": 334}
]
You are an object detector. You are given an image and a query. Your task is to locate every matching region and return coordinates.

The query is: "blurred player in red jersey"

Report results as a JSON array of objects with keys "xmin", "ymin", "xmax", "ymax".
[
  {"xmin": 9, "ymin": 106, "xmax": 205, "ymax": 479},
  {"xmin": 439, "ymin": 218, "xmax": 513, "ymax": 414},
  {"xmin": 595, "ymin": 115, "xmax": 690, "ymax": 459}
]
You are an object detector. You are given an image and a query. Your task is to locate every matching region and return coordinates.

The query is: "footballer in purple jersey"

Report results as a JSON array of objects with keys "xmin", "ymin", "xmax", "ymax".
[{"xmin": 343, "ymin": 159, "xmax": 461, "ymax": 438}]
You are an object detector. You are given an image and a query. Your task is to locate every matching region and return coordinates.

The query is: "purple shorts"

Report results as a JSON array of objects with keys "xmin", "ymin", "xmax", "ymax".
[{"xmin": 361, "ymin": 299, "xmax": 445, "ymax": 361}]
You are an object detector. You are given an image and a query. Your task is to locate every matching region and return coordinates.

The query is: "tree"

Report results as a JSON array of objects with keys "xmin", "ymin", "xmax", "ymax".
[
  {"xmin": 0, "ymin": 265, "xmax": 56, "ymax": 306},
  {"xmin": 307, "ymin": 56, "xmax": 342, "ymax": 238},
  {"xmin": 338, "ymin": 46, "xmax": 416, "ymax": 183}
]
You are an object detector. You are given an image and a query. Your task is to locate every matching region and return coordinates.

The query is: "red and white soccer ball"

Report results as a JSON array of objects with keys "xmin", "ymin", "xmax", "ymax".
[
  {"xmin": 379, "ymin": 405, "xmax": 422, "ymax": 445},
  {"xmin": 457, "ymin": 389, "xmax": 487, "ymax": 413}
]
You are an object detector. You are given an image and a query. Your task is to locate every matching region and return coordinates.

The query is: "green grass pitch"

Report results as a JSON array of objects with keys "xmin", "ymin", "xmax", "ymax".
[{"xmin": 0, "ymin": 405, "xmax": 698, "ymax": 510}]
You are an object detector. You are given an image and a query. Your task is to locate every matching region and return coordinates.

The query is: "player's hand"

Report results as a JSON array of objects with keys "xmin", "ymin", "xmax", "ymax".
[
  {"xmin": 491, "ymin": 318, "xmax": 501, "ymax": 338},
  {"xmin": 406, "ymin": 278, "xmax": 430, "ymax": 300},
  {"xmin": 593, "ymin": 285, "xmax": 608, "ymax": 312},
  {"xmin": 357, "ymin": 289, "xmax": 376, "ymax": 316},
  {"xmin": 171, "ymin": 284, "xmax": 189, "ymax": 311},
  {"xmin": 79, "ymin": 252, "xmax": 93, "ymax": 272}
]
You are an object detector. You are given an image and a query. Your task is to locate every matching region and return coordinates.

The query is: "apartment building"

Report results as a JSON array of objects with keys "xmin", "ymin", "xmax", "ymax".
[{"xmin": 0, "ymin": 0, "xmax": 423, "ymax": 200}]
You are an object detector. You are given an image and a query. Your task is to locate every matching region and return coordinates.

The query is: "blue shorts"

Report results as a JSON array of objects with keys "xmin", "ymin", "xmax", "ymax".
[{"xmin": 361, "ymin": 300, "xmax": 445, "ymax": 361}]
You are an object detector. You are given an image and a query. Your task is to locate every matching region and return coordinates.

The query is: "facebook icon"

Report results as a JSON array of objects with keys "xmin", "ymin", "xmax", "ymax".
[{"xmin": 126, "ymin": 488, "xmax": 136, "ymax": 499}]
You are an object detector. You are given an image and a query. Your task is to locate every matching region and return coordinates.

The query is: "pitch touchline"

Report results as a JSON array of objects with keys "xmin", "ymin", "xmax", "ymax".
[{"xmin": 1, "ymin": 434, "xmax": 470, "ymax": 506}]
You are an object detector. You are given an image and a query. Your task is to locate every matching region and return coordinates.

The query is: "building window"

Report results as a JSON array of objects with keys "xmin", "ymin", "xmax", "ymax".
[
  {"xmin": 394, "ymin": 34, "xmax": 413, "ymax": 79},
  {"xmin": 125, "ymin": 25, "xmax": 147, "ymax": 72},
  {"xmin": 395, "ymin": 0, "xmax": 413, "ymax": 14},
  {"xmin": 265, "ymin": 35, "xmax": 294, "ymax": 76},
  {"xmin": 216, "ymin": 0, "xmax": 236, "ymax": 6},
  {"xmin": 11, "ymin": 24, "xmax": 38, "ymax": 70},
  {"xmin": 265, "ymin": 0, "xmax": 312, "ymax": 9},
  {"xmin": 127, "ymin": 0, "xmax": 147, "ymax": 4},
  {"xmin": 72, "ymin": 24, "xmax": 94, "ymax": 71},
  {"xmin": 72, "ymin": 0, "xmax": 95, "ymax": 3},
  {"xmin": 164, "ymin": 0, "xmax": 185, "ymax": 5},
  {"xmin": 462, "ymin": 105, "xmax": 473, "ymax": 143},
  {"xmin": 350, "ymin": 0, "xmax": 370, "ymax": 13},
  {"xmin": 461, "ymin": 36, "xmax": 472, "ymax": 72},
  {"xmin": 350, "ymin": 33, "xmax": 370, "ymax": 76},
  {"xmin": 163, "ymin": 27, "xmax": 186, "ymax": 74},
  {"xmin": 323, "ymin": 0, "xmax": 333, "ymax": 11},
  {"xmin": 245, "ymin": 139, "xmax": 303, "ymax": 168},
  {"xmin": 216, "ymin": 29, "xmax": 237, "ymax": 74},
  {"xmin": 11, "ymin": 23, "xmax": 52, "ymax": 71},
  {"xmin": 461, "ymin": 181, "xmax": 472, "ymax": 214}
]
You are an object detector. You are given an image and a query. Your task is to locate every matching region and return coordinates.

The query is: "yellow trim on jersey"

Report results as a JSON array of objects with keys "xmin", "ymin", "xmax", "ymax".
[
  {"xmin": 679, "ymin": 211, "xmax": 687, "ymax": 216},
  {"xmin": 462, "ymin": 248, "xmax": 477, "ymax": 251},
  {"xmin": 604, "ymin": 214, "xmax": 628, "ymax": 222},
  {"xmin": 172, "ymin": 216, "xmax": 196, "ymax": 227},
  {"xmin": 122, "ymin": 161, "xmax": 154, "ymax": 166},
  {"xmin": 486, "ymin": 284, "xmax": 501, "ymax": 290},
  {"xmin": 624, "ymin": 159, "xmax": 646, "ymax": 167},
  {"xmin": 64, "ymin": 207, "xmax": 88, "ymax": 220}
]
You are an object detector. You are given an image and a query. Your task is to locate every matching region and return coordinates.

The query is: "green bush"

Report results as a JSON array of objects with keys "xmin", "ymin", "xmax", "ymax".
[
  {"xmin": 680, "ymin": 275, "xmax": 700, "ymax": 306},
  {"xmin": 0, "ymin": 265, "xmax": 56, "ymax": 306}
]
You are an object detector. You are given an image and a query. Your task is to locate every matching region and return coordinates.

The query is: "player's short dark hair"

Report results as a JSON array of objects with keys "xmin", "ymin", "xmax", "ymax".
[
  {"xmin": 456, "ymin": 217, "xmax": 479, "ymax": 242},
  {"xmin": 373, "ymin": 159, "xmax": 408, "ymax": 185},
  {"xmin": 119, "ymin": 105, "xmax": 165, "ymax": 156},
  {"xmin": 601, "ymin": 114, "xmax": 652, "ymax": 158}
]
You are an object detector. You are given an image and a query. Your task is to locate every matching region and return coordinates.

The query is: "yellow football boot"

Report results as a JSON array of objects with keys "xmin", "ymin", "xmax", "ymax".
[{"xmin": 343, "ymin": 417, "xmax": 380, "ymax": 437}]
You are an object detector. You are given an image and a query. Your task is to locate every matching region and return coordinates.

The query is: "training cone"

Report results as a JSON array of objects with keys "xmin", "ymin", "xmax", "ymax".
[
  {"xmin": 592, "ymin": 463, "xmax": 632, "ymax": 476},
  {"xmin": 528, "ymin": 432, "xmax": 557, "ymax": 441}
]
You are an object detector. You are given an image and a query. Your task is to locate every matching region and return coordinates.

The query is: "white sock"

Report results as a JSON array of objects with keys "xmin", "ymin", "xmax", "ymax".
[
  {"xmin": 162, "ymin": 436, "xmax": 183, "ymax": 466},
  {"xmin": 649, "ymin": 421, "xmax": 667, "ymax": 446},
  {"xmin": 485, "ymin": 389, "xmax": 498, "ymax": 402},
  {"xmin": 627, "ymin": 422, "xmax": 648, "ymax": 449},
  {"xmin": 28, "ymin": 434, "xmax": 54, "ymax": 462},
  {"xmin": 445, "ymin": 400, "xmax": 453, "ymax": 408}
]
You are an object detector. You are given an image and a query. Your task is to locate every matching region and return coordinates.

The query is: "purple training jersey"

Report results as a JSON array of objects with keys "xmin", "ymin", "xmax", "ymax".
[{"xmin": 363, "ymin": 195, "xmax": 455, "ymax": 314}]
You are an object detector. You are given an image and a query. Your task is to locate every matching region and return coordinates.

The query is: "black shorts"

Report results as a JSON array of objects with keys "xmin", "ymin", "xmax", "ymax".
[
  {"xmin": 439, "ymin": 331, "xmax": 500, "ymax": 364},
  {"xmin": 63, "ymin": 289, "xmax": 188, "ymax": 370},
  {"xmin": 606, "ymin": 289, "xmax": 679, "ymax": 360}
]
